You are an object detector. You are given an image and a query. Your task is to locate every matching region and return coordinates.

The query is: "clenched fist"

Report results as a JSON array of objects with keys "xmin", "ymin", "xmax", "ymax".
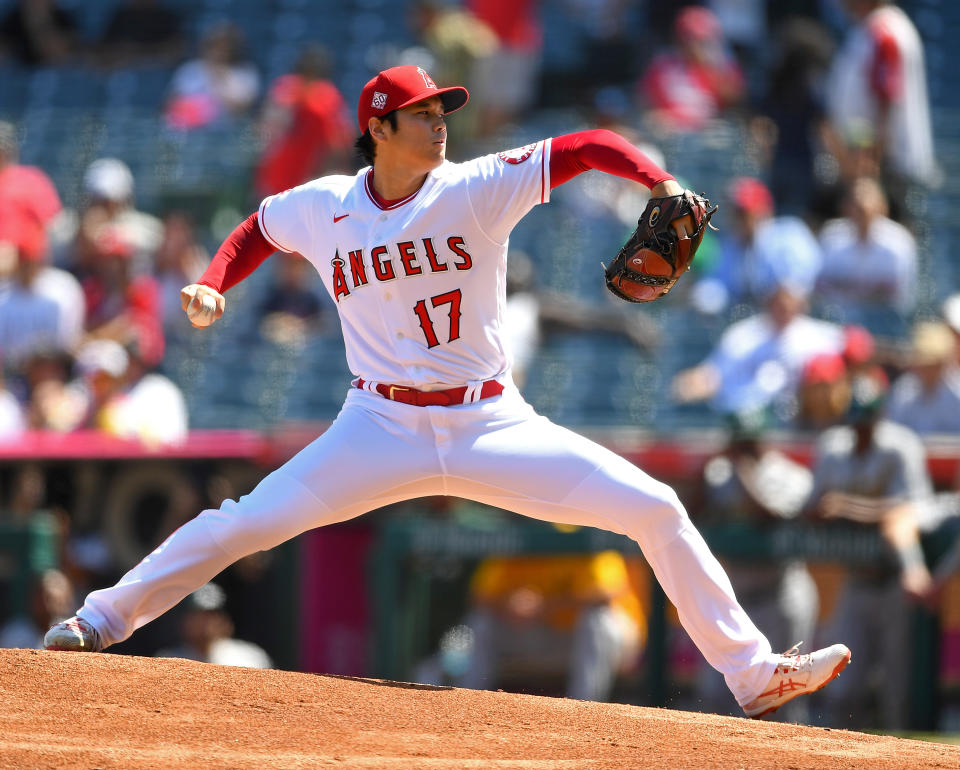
[{"xmin": 181, "ymin": 284, "xmax": 225, "ymax": 329}]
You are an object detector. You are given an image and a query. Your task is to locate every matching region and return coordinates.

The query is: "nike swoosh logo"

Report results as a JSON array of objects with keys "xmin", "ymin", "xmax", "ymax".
[{"xmin": 333, "ymin": 213, "xmax": 349, "ymax": 223}]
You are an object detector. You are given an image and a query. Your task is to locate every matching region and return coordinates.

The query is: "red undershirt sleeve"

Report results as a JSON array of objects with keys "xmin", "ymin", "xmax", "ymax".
[
  {"xmin": 197, "ymin": 212, "xmax": 276, "ymax": 293},
  {"xmin": 549, "ymin": 129, "xmax": 674, "ymax": 189}
]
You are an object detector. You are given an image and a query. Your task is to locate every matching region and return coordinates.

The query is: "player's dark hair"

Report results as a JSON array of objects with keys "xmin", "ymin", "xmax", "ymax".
[{"xmin": 355, "ymin": 111, "xmax": 398, "ymax": 167}]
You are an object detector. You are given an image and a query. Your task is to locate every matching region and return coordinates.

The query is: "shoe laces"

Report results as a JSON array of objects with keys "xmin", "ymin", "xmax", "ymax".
[{"xmin": 776, "ymin": 641, "xmax": 806, "ymax": 674}]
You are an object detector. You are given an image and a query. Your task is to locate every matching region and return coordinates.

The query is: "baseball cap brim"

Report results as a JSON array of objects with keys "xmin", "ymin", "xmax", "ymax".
[{"xmin": 409, "ymin": 86, "xmax": 469, "ymax": 117}]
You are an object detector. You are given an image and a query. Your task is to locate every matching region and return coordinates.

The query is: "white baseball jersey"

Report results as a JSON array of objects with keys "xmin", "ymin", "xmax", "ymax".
[{"xmin": 257, "ymin": 140, "xmax": 552, "ymax": 389}]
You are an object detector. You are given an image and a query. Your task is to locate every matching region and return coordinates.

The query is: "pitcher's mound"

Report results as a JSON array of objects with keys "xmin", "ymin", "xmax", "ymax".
[{"xmin": 2, "ymin": 649, "xmax": 955, "ymax": 769}]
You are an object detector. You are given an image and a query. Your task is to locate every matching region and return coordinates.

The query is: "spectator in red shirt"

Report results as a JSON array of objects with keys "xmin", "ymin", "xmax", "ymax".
[
  {"xmin": 81, "ymin": 229, "xmax": 164, "ymax": 369},
  {"xmin": 639, "ymin": 6, "xmax": 745, "ymax": 133},
  {"xmin": 254, "ymin": 46, "xmax": 352, "ymax": 199}
]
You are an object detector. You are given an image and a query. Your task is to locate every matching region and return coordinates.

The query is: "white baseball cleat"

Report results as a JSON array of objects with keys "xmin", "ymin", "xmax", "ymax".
[
  {"xmin": 742, "ymin": 642, "xmax": 851, "ymax": 719},
  {"xmin": 44, "ymin": 616, "xmax": 103, "ymax": 653}
]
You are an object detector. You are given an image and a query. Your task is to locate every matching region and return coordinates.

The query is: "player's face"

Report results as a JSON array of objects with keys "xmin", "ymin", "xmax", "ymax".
[{"xmin": 383, "ymin": 96, "xmax": 447, "ymax": 170}]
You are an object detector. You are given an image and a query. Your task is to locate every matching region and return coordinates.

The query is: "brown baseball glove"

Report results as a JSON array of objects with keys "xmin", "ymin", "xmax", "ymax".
[{"xmin": 603, "ymin": 190, "xmax": 718, "ymax": 303}]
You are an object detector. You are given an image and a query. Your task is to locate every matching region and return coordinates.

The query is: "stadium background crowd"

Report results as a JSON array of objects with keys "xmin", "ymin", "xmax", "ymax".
[{"xmin": 1, "ymin": 0, "xmax": 960, "ymax": 736}]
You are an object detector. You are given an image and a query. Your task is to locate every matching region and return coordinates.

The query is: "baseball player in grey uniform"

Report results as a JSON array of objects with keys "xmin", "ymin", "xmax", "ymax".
[
  {"xmin": 45, "ymin": 65, "xmax": 850, "ymax": 718},
  {"xmin": 807, "ymin": 375, "xmax": 931, "ymax": 729}
]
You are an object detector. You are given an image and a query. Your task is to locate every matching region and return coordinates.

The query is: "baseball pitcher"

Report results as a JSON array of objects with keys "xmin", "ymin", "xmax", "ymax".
[{"xmin": 45, "ymin": 65, "xmax": 850, "ymax": 718}]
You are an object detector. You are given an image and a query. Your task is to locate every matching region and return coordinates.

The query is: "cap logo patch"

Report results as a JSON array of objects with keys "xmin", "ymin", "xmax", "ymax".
[
  {"xmin": 371, "ymin": 91, "xmax": 388, "ymax": 109},
  {"xmin": 417, "ymin": 67, "xmax": 437, "ymax": 89}
]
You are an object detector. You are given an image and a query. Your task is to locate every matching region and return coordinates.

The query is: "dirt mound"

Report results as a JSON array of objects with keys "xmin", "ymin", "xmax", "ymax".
[{"xmin": 1, "ymin": 649, "xmax": 956, "ymax": 769}]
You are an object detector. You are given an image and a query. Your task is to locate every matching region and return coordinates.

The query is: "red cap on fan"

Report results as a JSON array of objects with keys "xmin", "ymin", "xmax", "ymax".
[
  {"xmin": 357, "ymin": 65, "xmax": 469, "ymax": 133},
  {"xmin": 729, "ymin": 177, "xmax": 774, "ymax": 217},
  {"xmin": 0, "ymin": 210, "xmax": 47, "ymax": 262}
]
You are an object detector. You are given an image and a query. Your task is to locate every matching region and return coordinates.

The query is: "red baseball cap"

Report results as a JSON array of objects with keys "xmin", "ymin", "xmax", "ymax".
[
  {"xmin": 0, "ymin": 210, "xmax": 47, "ymax": 262},
  {"xmin": 357, "ymin": 65, "xmax": 469, "ymax": 133},
  {"xmin": 802, "ymin": 353, "xmax": 847, "ymax": 385},
  {"xmin": 842, "ymin": 324, "xmax": 875, "ymax": 366},
  {"xmin": 728, "ymin": 177, "xmax": 774, "ymax": 217}
]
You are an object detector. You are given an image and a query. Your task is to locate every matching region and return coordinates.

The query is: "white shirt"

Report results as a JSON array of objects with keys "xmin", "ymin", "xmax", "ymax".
[
  {"xmin": 168, "ymin": 60, "xmax": 260, "ymax": 118},
  {"xmin": 258, "ymin": 141, "xmax": 551, "ymax": 389},
  {"xmin": 826, "ymin": 5, "xmax": 935, "ymax": 184},
  {"xmin": 124, "ymin": 373, "xmax": 190, "ymax": 445},
  {"xmin": 0, "ymin": 273, "xmax": 82, "ymax": 363},
  {"xmin": 818, "ymin": 216, "xmax": 917, "ymax": 314},
  {"xmin": 706, "ymin": 313, "xmax": 845, "ymax": 414}
]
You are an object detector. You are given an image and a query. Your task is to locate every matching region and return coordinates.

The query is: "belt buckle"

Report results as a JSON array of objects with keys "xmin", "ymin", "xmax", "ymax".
[{"xmin": 386, "ymin": 384, "xmax": 415, "ymax": 402}]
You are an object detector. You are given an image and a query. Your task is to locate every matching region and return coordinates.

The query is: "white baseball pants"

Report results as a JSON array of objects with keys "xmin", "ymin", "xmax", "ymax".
[{"xmin": 79, "ymin": 385, "xmax": 778, "ymax": 706}]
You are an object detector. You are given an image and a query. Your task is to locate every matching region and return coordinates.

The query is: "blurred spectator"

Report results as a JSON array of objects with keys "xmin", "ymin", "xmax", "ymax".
[
  {"xmin": 81, "ymin": 225, "xmax": 165, "ymax": 368},
  {"xmin": 52, "ymin": 158, "xmax": 163, "ymax": 279},
  {"xmin": 21, "ymin": 349, "xmax": 84, "ymax": 432},
  {"xmin": 72, "ymin": 339, "xmax": 132, "ymax": 434},
  {"xmin": 467, "ymin": 0, "xmax": 543, "ymax": 137},
  {"xmin": 751, "ymin": 18, "xmax": 834, "ymax": 218},
  {"xmin": 97, "ymin": 0, "xmax": 185, "ymax": 68},
  {"xmin": 796, "ymin": 325, "xmax": 886, "ymax": 432},
  {"xmin": 693, "ymin": 409, "xmax": 818, "ymax": 721},
  {"xmin": 156, "ymin": 582, "xmax": 273, "ymax": 668},
  {"xmin": 690, "ymin": 177, "xmax": 823, "ymax": 315},
  {"xmin": 825, "ymin": 0, "xmax": 936, "ymax": 215},
  {"xmin": 0, "ymin": 212, "xmax": 84, "ymax": 366},
  {"xmin": 257, "ymin": 252, "xmax": 327, "ymax": 349},
  {"xmin": 885, "ymin": 321, "xmax": 960, "ymax": 436},
  {"xmin": 123, "ymin": 338, "xmax": 188, "ymax": 446},
  {"xmin": 153, "ymin": 211, "xmax": 208, "ymax": 324},
  {"xmin": 254, "ymin": 46, "xmax": 352, "ymax": 199},
  {"xmin": 406, "ymin": 0, "xmax": 498, "ymax": 146},
  {"xmin": 0, "ymin": 569, "xmax": 75, "ymax": 649},
  {"xmin": 673, "ymin": 282, "xmax": 845, "ymax": 418},
  {"xmin": 816, "ymin": 177, "xmax": 916, "ymax": 316},
  {"xmin": 0, "ymin": 122, "xmax": 61, "ymax": 255},
  {"xmin": 504, "ymin": 251, "xmax": 659, "ymax": 391},
  {"xmin": 806, "ymin": 373, "xmax": 932, "ymax": 730},
  {"xmin": 0, "ymin": 0, "xmax": 79, "ymax": 67},
  {"xmin": 796, "ymin": 352, "xmax": 850, "ymax": 431},
  {"xmin": 426, "ymin": 551, "xmax": 643, "ymax": 701},
  {"xmin": 639, "ymin": 6, "xmax": 745, "ymax": 134},
  {"xmin": 165, "ymin": 22, "xmax": 260, "ymax": 131},
  {"xmin": 67, "ymin": 337, "xmax": 183, "ymax": 444}
]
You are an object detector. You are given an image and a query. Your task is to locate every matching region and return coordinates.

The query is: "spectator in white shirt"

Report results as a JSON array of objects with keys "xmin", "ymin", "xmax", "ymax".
[
  {"xmin": 164, "ymin": 22, "xmax": 260, "ymax": 130},
  {"xmin": 673, "ymin": 281, "xmax": 845, "ymax": 418},
  {"xmin": 825, "ymin": 0, "xmax": 936, "ymax": 192},
  {"xmin": 817, "ymin": 177, "xmax": 917, "ymax": 316},
  {"xmin": 156, "ymin": 582, "xmax": 272, "ymax": 668},
  {"xmin": 0, "ymin": 211, "xmax": 84, "ymax": 367}
]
